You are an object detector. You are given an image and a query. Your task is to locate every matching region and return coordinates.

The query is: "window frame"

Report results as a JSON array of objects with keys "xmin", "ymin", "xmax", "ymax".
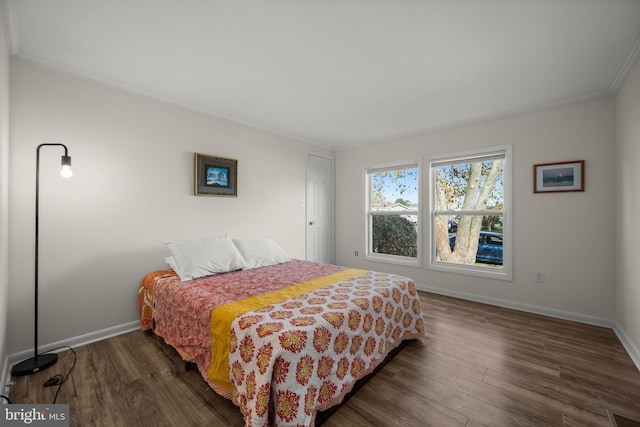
[
  {"xmin": 364, "ymin": 159, "xmax": 422, "ymax": 267},
  {"xmin": 427, "ymin": 145, "xmax": 513, "ymax": 281}
]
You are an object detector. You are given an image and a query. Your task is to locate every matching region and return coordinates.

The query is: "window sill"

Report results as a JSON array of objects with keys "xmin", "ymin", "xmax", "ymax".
[
  {"xmin": 427, "ymin": 261, "xmax": 512, "ymax": 281},
  {"xmin": 365, "ymin": 253, "xmax": 421, "ymax": 268}
]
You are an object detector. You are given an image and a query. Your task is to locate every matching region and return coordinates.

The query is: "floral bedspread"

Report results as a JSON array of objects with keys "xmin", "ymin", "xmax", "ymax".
[
  {"xmin": 138, "ymin": 260, "xmax": 346, "ymax": 387},
  {"xmin": 137, "ymin": 260, "xmax": 425, "ymax": 426}
]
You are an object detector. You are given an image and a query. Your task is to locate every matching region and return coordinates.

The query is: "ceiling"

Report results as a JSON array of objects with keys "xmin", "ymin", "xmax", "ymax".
[{"xmin": 3, "ymin": 0, "xmax": 640, "ymax": 149}]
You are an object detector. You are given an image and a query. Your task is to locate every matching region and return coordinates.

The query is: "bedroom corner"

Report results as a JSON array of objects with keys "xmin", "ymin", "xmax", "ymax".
[
  {"xmin": 0, "ymin": 0, "xmax": 11, "ymax": 399},
  {"xmin": 615, "ymin": 47, "xmax": 640, "ymax": 370}
]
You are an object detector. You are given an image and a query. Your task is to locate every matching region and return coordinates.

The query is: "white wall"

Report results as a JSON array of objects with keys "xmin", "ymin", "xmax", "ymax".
[
  {"xmin": 335, "ymin": 97, "xmax": 616, "ymax": 322},
  {"xmin": 0, "ymin": 4, "xmax": 11, "ymax": 375},
  {"xmin": 615, "ymin": 58, "xmax": 640, "ymax": 361},
  {"xmin": 7, "ymin": 58, "xmax": 331, "ymax": 355}
]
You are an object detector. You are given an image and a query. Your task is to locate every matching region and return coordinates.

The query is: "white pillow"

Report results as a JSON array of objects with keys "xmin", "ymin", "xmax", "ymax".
[
  {"xmin": 165, "ymin": 256, "xmax": 179, "ymax": 272},
  {"xmin": 165, "ymin": 236, "xmax": 248, "ymax": 281},
  {"xmin": 232, "ymin": 238, "xmax": 291, "ymax": 269}
]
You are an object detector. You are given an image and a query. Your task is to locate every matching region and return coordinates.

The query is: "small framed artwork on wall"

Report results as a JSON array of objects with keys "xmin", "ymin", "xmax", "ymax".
[
  {"xmin": 533, "ymin": 160, "xmax": 584, "ymax": 193},
  {"xmin": 194, "ymin": 153, "xmax": 238, "ymax": 196}
]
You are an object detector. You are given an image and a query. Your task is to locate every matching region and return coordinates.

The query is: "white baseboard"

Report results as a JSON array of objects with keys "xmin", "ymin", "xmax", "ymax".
[
  {"xmin": 415, "ymin": 283, "xmax": 615, "ymax": 328},
  {"xmin": 1, "ymin": 355, "xmax": 9, "ymax": 402},
  {"xmin": 613, "ymin": 322, "xmax": 640, "ymax": 372},
  {"xmin": 4, "ymin": 320, "xmax": 140, "ymax": 388}
]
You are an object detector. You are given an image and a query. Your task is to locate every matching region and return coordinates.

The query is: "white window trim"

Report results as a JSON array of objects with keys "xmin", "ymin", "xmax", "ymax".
[
  {"xmin": 427, "ymin": 145, "xmax": 513, "ymax": 281},
  {"xmin": 364, "ymin": 159, "xmax": 422, "ymax": 268}
]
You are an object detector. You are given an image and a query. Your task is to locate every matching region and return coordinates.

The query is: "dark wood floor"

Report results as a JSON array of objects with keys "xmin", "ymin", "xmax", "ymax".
[{"xmin": 9, "ymin": 291, "xmax": 640, "ymax": 426}]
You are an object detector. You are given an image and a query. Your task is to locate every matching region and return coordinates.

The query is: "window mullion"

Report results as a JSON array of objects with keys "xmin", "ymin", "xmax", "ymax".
[
  {"xmin": 434, "ymin": 210, "xmax": 503, "ymax": 216},
  {"xmin": 371, "ymin": 210, "xmax": 419, "ymax": 216}
]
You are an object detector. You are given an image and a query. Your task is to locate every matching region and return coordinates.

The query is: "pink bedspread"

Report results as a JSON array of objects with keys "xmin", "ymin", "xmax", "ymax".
[{"xmin": 138, "ymin": 260, "xmax": 425, "ymax": 426}]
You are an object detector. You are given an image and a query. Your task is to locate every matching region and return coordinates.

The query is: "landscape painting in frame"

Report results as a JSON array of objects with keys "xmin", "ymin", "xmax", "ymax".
[
  {"xmin": 534, "ymin": 160, "xmax": 584, "ymax": 193},
  {"xmin": 194, "ymin": 153, "xmax": 237, "ymax": 196}
]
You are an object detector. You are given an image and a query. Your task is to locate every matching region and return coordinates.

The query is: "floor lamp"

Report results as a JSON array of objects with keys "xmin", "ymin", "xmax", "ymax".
[{"xmin": 11, "ymin": 143, "xmax": 72, "ymax": 377}]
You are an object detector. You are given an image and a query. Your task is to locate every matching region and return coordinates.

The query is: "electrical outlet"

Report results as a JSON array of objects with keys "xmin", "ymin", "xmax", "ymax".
[
  {"xmin": 535, "ymin": 271, "xmax": 545, "ymax": 283},
  {"xmin": 354, "ymin": 250, "xmax": 359, "ymax": 257}
]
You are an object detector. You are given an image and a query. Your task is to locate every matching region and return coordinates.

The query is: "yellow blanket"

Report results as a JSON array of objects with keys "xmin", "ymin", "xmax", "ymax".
[{"xmin": 208, "ymin": 268, "xmax": 365, "ymax": 393}]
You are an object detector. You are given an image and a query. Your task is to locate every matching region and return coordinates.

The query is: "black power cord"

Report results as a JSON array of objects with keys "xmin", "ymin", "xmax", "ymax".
[
  {"xmin": 41, "ymin": 346, "xmax": 77, "ymax": 404},
  {"xmin": 2, "ymin": 347, "xmax": 76, "ymax": 405}
]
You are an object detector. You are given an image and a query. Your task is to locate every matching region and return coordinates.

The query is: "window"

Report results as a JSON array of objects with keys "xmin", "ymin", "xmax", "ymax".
[
  {"xmin": 365, "ymin": 160, "xmax": 421, "ymax": 266},
  {"xmin": 429, "ymin": 146, "xmax": 512, "ymax": 280}
]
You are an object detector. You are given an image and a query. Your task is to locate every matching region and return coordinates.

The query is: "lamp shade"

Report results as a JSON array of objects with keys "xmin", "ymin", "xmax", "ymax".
[{"xmin": 60, "ymin": 155, "xmax": 72, "ymax": 177}]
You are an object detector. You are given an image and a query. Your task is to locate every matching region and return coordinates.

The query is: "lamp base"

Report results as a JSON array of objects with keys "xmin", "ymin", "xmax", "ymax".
[{"xmin": 11, "ymin": 353, "xmax": 58, "ymax": 376}]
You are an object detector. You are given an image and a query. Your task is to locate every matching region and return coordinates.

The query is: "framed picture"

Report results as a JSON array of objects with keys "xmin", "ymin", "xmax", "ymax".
[
  {"xmin": 534, "ymin": 160, "xmax": 584, "ymax": 193},
  {"xmin": 194, "ymin": 153, "xmax": 237, "ymax": 197}
]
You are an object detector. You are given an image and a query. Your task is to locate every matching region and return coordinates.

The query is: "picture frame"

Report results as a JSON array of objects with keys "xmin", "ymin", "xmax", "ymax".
[
  {"xmin": 194, "ymin": 153, "xmax": 237, "ymax": 197},
  {"xmin": 534, "ymin": 160, "xmax": 584, "ymax": 193}
]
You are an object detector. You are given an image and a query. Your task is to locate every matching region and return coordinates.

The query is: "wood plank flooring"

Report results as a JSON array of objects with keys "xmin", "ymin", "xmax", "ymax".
[{"xmin": 9, "ymin": 291, "xmax": 640, "ymax": 426}]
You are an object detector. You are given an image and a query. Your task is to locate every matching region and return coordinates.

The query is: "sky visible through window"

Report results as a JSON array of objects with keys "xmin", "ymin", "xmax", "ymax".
[
  {"xmin": 372, "ymin": 168, "xmax": 419, "ymax": 206},
  {"xmin": 372, "ymin": 162, "xmax": 503, "ymax": 209}
]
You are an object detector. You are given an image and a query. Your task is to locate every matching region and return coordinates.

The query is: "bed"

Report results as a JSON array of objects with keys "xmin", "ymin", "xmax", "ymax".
[{"xmin": 137, "ymin": 237, "xmax": 425, "ymax": 426}]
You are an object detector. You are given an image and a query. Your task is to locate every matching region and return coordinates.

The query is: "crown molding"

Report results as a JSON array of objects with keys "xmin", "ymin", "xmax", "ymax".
[
  {"xmin": 611, "ymin": 35, "xmax": 640, "ymax": 93},
  {"xmin": 14, "ymin": 53, "xmax": 332, "ymax": 150}
]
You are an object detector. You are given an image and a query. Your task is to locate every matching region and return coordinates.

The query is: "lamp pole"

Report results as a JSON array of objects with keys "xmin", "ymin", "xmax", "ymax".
[{"xmin": 11, "ymin": 143, "xmax": 72, "ymax": 376}]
